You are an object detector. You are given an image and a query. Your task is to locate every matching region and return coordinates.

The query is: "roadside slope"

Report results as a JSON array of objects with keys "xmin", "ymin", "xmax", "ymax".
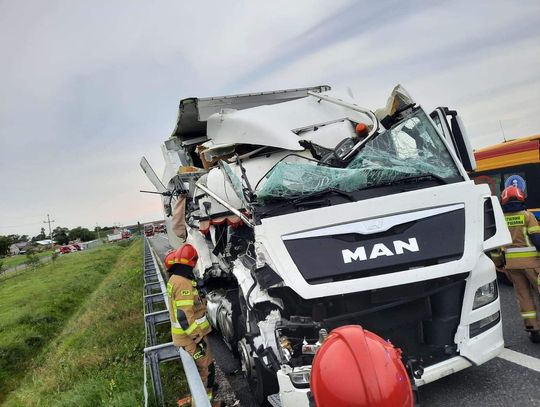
[
  {"xmin": 2, "ymin": 239, "xmax": 144, "ymax": 407},
  {"xmin": 0, "ymin": 243, "xmax": 127, "ymax": 402}
]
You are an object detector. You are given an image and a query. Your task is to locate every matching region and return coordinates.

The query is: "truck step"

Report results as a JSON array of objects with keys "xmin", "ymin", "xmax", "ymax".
[{"xmin": 267, "ymin": 394, "xmax": 281, "ymax": 407}]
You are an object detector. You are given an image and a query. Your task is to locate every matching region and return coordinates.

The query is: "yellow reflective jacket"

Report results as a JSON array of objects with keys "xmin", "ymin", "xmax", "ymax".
[
  {"xmin": 504, "ymin": 210, "xmax": 540, "ymax": 269},
  {"xmin": 167, "ymin": 274, "xmax": 211, "ymax": 347}
]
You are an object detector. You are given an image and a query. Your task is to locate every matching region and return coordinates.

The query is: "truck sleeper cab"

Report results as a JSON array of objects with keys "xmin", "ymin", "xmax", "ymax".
[{"xmin": 143, "ymin": 85, "xmax": 510, "ymax": 406}]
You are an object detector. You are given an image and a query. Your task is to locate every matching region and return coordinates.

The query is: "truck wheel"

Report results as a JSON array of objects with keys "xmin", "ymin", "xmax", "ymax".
[{"xmin": 236, "ymin": 297, "xmax": 279, "ymax": 405}]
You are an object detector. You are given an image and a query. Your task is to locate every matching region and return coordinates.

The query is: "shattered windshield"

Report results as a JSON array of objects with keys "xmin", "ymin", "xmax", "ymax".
[{"xmin": 255, "ymin": 108, "xmax": 461, "ymax": 201}]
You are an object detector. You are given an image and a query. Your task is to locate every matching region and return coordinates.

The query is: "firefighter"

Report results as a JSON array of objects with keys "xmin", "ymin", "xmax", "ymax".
[
  {"xmin": 310, "ymin": 325, "xmax": 414, "ymax": 407},
  {"xmin": 165, "ymin": 243, "xmax": 217, "ymax": 404},
  {"xmin": 501, "ymin": 185, "xmax": 540, "ymax": 343}
]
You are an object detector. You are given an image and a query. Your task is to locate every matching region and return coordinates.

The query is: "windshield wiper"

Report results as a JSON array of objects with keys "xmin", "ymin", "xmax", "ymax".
[
  {"xmin": 259, "ymin": 188, "xmax": 355, "ymax": 217},
  {"xmin": 355, "ymin": 172, "xmax": 448, "ymax": 193},
  {"xmin": 292, "ymin": 188, "xmax": 355, "ymax": 204},
  {"xmin": 393, "ymin": 173, "xmax": 448, "ymax": 185}
]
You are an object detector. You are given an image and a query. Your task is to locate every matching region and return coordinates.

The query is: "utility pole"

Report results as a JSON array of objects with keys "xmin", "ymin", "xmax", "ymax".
[
  {"xmin": 43, "ymin": 214, "xmax": 55, "ymax": 249},
  {"xmin": 499, "ymin": 120, "xmax": 507, "ymax": 142},
  {"xmin": 96, "ymin": 223, "xmax": 101, "ymax": 240}
]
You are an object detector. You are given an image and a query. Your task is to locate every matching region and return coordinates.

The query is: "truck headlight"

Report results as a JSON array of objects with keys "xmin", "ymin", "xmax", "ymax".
[
  {"xmin": 288, "ymin": 369, "xmax": 311, "ymax": 389},
  {"xmin": 472, "ymin": 280, "xmax": 498, "ymax": 309}
]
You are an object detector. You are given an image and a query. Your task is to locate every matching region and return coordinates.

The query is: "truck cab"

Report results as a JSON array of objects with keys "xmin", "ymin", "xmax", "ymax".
[{"xmin": 143, "ymin": 85, "xmax": 510, "ymax": 406}]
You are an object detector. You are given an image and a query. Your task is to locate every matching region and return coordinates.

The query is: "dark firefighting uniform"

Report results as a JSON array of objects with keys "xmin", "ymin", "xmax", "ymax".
[
  {"xmin": 167, "ymin": 267, "xmax": 215, "ymax": 399},
  {"xmin": 503, "ymin": 208, "xmax": 540, "ymax": 331}
]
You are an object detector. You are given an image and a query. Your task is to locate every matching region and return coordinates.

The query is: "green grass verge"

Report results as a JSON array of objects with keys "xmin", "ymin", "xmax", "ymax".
[
  {"xmin": 2, "ymin": 251, "xmax": 52, "ymax": 269},
  {"xmin": 0, "ymin": 239, "xmax": 145, "ymax": 406}
]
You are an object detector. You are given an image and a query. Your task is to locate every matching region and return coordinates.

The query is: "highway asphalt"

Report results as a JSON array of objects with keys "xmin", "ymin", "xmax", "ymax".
[{"xmin": 149, "ymin": 234, "xmax": 540, "ymax": 407}]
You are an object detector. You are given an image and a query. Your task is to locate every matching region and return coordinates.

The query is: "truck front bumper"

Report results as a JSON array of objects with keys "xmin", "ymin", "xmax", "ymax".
[{"xmin": 415, "ymin": 314, "xmax": 504, "ymax": 386}]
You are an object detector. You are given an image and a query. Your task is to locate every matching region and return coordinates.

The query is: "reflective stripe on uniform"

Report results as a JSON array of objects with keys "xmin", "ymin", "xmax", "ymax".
[
  {"xmin": 171, "ymin": 317, "xmax": 210, "ymax": 335},
  {"xmin": 529, "ymin": 226, "xmax": 540, "ymax": 233},
  {"xmin": 195, "ymin": 315, "xmax": 208, "ymax": 325},
  {"xmin": 172, "ymin": 321, "xmax": 198, "ymax": 335},
  {"xmin": 506, "ymin": 246, "xmax": 538, "ymax": 258},
  {"xmin": 506, "ymin": 246, "xmax": 537, "ymax": 253},
  {"xmin": 174, "ymin": 299, "xmax": 194, "ymax": 307},
  {"xmin": 506, "ymin": 252, "xmax": 539, "ymax": 259},
  {"xmin": 521, "ymin": 311, "xmax": 537, "ymax": 319}
]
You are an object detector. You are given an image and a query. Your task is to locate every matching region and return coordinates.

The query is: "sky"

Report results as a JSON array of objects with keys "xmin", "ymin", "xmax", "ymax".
[{"xmin": 0, "ymin": 0, "xmax": 539, "ymax": 237}]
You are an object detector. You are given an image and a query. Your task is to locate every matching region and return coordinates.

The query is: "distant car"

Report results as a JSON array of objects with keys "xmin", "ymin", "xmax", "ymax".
[
  {"xmin": 59, "ymin": 245, "xmax": 77, "ymax": 254},
  {"xmin": 154, "ymin": 224, "xmax": 165, "ymax": 233},
  {"xmin": 121, "ymin": 230, "xmax": 132, "ymax": 239}
]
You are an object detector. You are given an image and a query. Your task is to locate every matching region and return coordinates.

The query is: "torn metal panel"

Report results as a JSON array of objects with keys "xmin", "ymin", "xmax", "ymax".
[
  {"xmin": 232, "ymin": 259, "xmax": 283, "ymax": 309},
  {"xmin": 297, "ymin": 119, "xmax": 357, "ymax": 149},
  {"xmin": 198, "ymin": 167, "xmax": 245, "ymax": 216},
  {"xmin": 206, "ymin": 91, "xmax": 375, "ymax": 151}
]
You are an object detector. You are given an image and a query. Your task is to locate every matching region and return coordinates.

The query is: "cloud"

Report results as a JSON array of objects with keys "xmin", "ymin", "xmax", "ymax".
[{"xmin": 0, "ymin": 0, "xmax": 539, "ymax": 236}]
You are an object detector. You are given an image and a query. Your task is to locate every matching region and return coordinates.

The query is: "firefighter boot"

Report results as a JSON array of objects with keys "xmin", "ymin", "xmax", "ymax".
[{"xmin": 530, "ymin": 330, "xmax": 540, "ymax": 343}]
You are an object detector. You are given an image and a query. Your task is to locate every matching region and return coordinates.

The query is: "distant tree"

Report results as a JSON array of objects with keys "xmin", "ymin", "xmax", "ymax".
[
  {"xmin": 0, "ymin": 236, "xmax": 9, "ymax": 257},
  {"xmin": 19, "ymin": 235, "xmax": 29, "ymax": 242},
  {"xmin": 7, "ymin": 235, "xmax": 20, "ymax": 245},
  {"xmin": 68, "ymin": 227, "xmax": 97, "ymax": 242},
  {"xmin": 32, "ymin": 227, "xmax": 47, "ymax": 242},
  {"xmin": 52, "ymin": 227, "xmax": 69, "ymax": 245},
  {"xmin": 0, "ymin": 259, "xmax": 4, "ymax": 276}
]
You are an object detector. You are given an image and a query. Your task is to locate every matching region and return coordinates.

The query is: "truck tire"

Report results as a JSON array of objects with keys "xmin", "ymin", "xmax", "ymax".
[{"xmin": 237, "ymin": 294, "xmax": 279, "ymax": 405}]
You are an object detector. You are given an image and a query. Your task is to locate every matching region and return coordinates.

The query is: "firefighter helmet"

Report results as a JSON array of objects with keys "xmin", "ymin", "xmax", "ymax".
[
  {"xmin": 310, "ymin": 325, "xmax": 413, "ymax": 407},
  {"xmin": 501, "ymin": 185, "xmax": 525, "ymax": 205},
  {"xmin": 174, "ymin": 243, "xmax": 198, "ymax": 268},
  {"xmin": 164, "ymin": 250, "xmax": 176, "ymax": 271}
]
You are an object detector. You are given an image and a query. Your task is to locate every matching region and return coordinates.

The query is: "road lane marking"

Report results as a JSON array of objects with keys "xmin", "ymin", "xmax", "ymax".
[{"xmin": 498, "ymin": 348, "xmax": 540, "ymax": 373}]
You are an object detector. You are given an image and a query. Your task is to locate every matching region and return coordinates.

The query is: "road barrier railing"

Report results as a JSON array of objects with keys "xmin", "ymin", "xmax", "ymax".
[{"xmin": 143, "ymin": 237, "xmax": 211, "ymax": 407}]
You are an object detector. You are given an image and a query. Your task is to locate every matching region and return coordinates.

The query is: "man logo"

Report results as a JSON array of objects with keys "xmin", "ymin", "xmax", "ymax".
[{"xmin": 342, "ymin": 238, "xmax": 419, "ymax": 264}]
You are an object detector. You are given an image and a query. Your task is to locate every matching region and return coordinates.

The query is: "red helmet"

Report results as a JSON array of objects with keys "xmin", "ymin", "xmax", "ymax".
[
  {"xmin": 501, "ymin": 185, "xmax": 525, "ymax": 205},
  {"xmin": 164, "ymin": 250, "xmax": 176, "ymax": 271},
  {"xmin": 310, "ymin": 325, "xmax": 413, "ymax": 407},
  {"xmin": 174, "ymin": 243, "xmax": 198, "ymax": 268}
]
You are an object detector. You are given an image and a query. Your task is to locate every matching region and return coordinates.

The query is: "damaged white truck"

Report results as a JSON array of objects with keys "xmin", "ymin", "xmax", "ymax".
[{"xmin": 141, "ymin": 85, "xmax": 511, "ymax": 406}]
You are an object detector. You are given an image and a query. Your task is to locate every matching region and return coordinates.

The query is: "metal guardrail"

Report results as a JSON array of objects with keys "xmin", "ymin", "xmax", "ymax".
[{"xmin": 143, "ymin": 237, "xmax": 211, "ymax": 407}]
